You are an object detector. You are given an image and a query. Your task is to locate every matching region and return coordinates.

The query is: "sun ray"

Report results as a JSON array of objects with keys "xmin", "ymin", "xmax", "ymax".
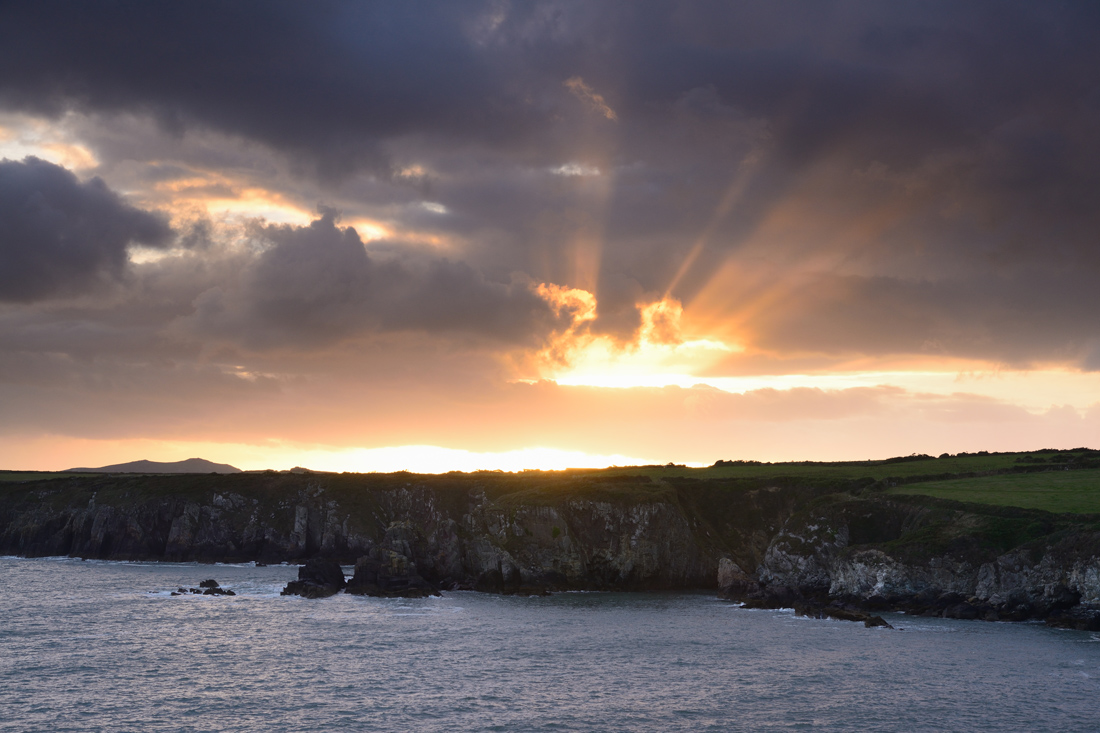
[{"xmin": 664, "ymin": 149, "xmax": 765, "ymax": 299}]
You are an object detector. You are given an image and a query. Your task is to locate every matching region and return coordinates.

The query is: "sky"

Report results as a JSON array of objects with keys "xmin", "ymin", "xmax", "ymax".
[{"xmin": 2, "ymin": 1, "xmax": 1100, "ymax": 472}]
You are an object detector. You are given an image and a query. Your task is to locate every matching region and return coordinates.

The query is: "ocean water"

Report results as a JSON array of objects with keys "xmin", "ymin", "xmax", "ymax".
[{"xmin": 2, "ymin": 558, "xmax": 1098, "ymax": 732}]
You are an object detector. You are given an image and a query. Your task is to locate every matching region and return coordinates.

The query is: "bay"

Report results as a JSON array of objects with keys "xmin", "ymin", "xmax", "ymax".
[{"xmin": 2, "ymin": 557, "xmax": 1098, "ymax": 732}]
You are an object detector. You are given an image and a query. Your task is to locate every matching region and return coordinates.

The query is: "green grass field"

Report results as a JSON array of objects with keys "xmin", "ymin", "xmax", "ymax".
[
  {"xmin": 6, "ymin": 449, "xmax": 1100, "ymax": 514},
  {"xmin": 886, "ymin": 468, "xmax": 1100, "ymax": 515},
  {"xmin": 603, "ymin": 452, "xmax": 1046, "ymax": 482}
]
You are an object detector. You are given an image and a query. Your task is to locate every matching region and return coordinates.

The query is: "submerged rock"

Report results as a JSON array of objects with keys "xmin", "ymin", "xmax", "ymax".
[
  {"xmin": 281, "ymin": 557, "xmax": 347, "ymax": 598},
  {"xmin": 798, "ymin": 604, "xmax": 892, "ymax": 629},
  {"xmin": 203, "ymin": 586, "xmax": 235, "ymax": 596},
  {"xmin": 790, "ymin": 602, "xmax": 890, "ymax": 628},
  {"xmin": 174, "ymin": 579, "xmax": 235, "ymax": 596},
  {"xmin": 734, "ymin": 587, "xmax": 894, "ymax": 629}
]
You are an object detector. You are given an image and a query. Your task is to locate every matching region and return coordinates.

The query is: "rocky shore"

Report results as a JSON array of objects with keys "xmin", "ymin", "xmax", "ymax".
[
  {"xmin": 717, "ymin": 495, "xmax": 1100, "ymax": 630},
  {"xmin": 2, "ymin": 471, "xmax": 1099, "ymax": 628}
]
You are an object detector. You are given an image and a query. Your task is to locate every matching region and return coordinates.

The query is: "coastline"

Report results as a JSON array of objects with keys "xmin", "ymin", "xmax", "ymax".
[{"xmin": 3, "ymin": 470, "xmax": 1099, "ymax": 629}]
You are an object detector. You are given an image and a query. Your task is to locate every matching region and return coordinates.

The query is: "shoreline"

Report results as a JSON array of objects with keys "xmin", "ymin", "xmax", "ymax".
[{"xmin": 3, "ymin": 471, "xmax": 1099, "ymax": 630}]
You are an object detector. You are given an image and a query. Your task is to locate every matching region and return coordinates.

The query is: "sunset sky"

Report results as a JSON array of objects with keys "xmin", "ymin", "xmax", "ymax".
[{"xmin": 2, "ymin": 2, "xmax": 1100, "ymax": 472}]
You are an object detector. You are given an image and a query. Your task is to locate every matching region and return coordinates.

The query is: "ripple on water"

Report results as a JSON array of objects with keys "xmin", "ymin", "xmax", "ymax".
[{"xmin": 2, "ymin": 558, "xmax": 1100, "ymax": 732}]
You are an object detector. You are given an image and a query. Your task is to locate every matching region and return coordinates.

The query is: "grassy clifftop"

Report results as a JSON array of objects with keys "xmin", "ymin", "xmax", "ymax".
[
  {"xmin": 3, "ymin": 447, "xmax": 1098, "ymax": 514},
  {"xmin": 884, "ymin": 470, "xmax": 1100, "ymax": 514}
]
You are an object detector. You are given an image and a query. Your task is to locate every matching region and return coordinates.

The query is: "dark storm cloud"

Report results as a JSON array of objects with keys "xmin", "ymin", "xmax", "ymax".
[
  {"xmin": 2, "ymin": 1, "xmax": 1100, "ymax": 364},
  {"xmin": 186, "ymin": 211, "xmax": 555, "ymax": 348},
  {"xmin": 8, "ymin": 1, "xmax": 1087, "ymax": 173},
  {"xmin": 3, "ymin": 1, "xmax": 1097, "ymax": 169},
  {"xmin": 0, "ymin": 157, "xmax": 171, "ymax": 301},
  {"xmin": 0, "ymin": 1, "xmax": 535, "ymax": 177}
]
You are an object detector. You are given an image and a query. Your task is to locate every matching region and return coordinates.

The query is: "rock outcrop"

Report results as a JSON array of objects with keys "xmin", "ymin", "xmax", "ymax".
[
  {"xmin": 171, "ymin": 578, "xmax": 236, "ymax": 596},
  {"xmin": 281, "ymin": 557, "xmax": 347, "ymax": 598},
  {"xmin": 345, "ymin": 522, "xmax": 440, "ymax": 597},
  {"xmin": 721, "ymin": 494, "xmax": 1100, "ymax": 630}
]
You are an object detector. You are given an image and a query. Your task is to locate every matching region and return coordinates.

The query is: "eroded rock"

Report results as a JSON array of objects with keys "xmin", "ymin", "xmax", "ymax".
[
  {"xmin": 734, "ymin": 494, "xmax": 1100, "ymax": 629},
  {"xmin": 281, "ymin": 557, "xmax": 346, "ymax": 598}
]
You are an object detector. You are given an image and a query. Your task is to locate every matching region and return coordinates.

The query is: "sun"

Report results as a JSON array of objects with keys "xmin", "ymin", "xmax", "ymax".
[{"xmin": 527, "ymin": 286, "xmax": 739, "ymax": 389}]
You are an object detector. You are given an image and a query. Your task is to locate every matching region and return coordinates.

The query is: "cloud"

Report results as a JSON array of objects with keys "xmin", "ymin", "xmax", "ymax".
[
  {"xmin": 744, "ymin": 269, "xmax": 1100, "ymax": 368},
  {"xmin": 0, "ymin": 156, "xmax": 171, "ymax": 301},
  {"xmin": 0, "ymin": 2, "xmax": 538, "ymax": 178},
  {"xmin": 563, "ymin": 77, "xmax": 617, "ymax": 120},
  {"xmin": 3, "ymin": 0, "xmax": 1100, "ymax": 466},
  {"xmin": 182, "ymin": 210, "xmax": 556, "ymax": 349}
]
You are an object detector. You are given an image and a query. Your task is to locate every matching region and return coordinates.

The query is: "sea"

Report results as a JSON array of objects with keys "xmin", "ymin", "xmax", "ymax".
[{"xmin": 2, "ymin": 557, "xmax": 1098, "ymax": 732}]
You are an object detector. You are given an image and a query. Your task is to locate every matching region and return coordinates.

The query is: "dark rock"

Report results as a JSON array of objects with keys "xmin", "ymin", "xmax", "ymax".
[
  {"xmin": 280, "ymin": 557, "xmax": 346, "ymax": 598},
  {"xmin": 202, "ymin": 586, "xmax": 235, "ymax": 596},
  {"xmin": 344, "ymin": 521, "xmax": 442, "ymax": 597},
  {"xmin": 936, "ymin": 592, "xmax": 966, "ymax": 608},
  {"xmin": 474, "ymin": 568, "xmax": 505, "ymax": 593},
  {"xmin": 471, "ymin": 564, "xmax": 551, "ymax": 595},
  {"xmin": 300, "ymin": 557, "xmax": 346, "ymax": 588},
  {"xmin": 346, "ymin": 547, "xmax": 440, "ymax": 598},
  {"xmin": 1042, "ymin": 583, "xmax": 1081, "ymax": 613},
  {"xmin": 1046, "ymin": 607, "xmax": 1100, "ymax": 631},
  {"xmin": 281, "ymin": 580, "xmax": 340, "ymax": 598},
  {"xmin": 1001, "ymin": 604, "xmax": 1033, "ymax": 621},
  {"xmin": 502, "ymin": 586, "xmax": 552, "ymax": 597},
  {"xmin": 944, "ymin": 603, "xmax": 981, "ymax": 620},
  {"xmin": 862, "ymin": 595, "xmax": 892, "ymax": 611},
  {"xmin": 735, "ymin": 593, "xmax": 894, "ymax": 628},
  {"xmin": 176, "ymin": 581, "xmax": 235, "ymax": 596},
  {"xmin": 759, "ymin": 584, "xmax": 804, "ymax": 606},
  {"xmin": 790, "ymin": 602, "xmax": 894, "ymax": 629}
]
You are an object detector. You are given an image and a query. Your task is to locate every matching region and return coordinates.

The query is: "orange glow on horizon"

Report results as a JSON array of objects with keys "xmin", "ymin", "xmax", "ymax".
[{"xmin": 0, "ymin": 437, "xmax": 660, "ymax": 474}]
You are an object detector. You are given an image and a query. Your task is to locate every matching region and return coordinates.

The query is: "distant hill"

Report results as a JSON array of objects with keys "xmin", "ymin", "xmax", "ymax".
[{"xmin": 67, "ymin": 458, "xmax": 242, "ymax": 474}]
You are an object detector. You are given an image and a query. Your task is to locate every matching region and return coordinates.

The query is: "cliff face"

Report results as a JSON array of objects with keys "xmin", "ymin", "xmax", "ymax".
[
  {"xmin": 7, "ymin": 473, "xmax": 1099, "ymax": 626},
  {"xmin": 0, "ymin": 472, "xmax": 823, "ymax": 592},
  {"xmin": 730, "ymin": 494, "xmax": 1100, "ymax": 628}
]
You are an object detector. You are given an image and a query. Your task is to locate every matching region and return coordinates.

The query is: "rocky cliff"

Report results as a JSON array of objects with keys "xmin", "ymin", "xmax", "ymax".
[
  {"xmin": 0, "ymin": 471, "xmax": 826, "ymax": 592},
  {"xmin": 5, "ymin": 471, "xmax": 1099, "ymax": 627},
  {"xmin": 723, "ymin": 493, "xmax": 1100, "ymax": 629}
]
